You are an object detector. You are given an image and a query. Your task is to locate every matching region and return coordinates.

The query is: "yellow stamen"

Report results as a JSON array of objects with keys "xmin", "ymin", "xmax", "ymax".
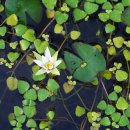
[{"xmin": 45, "ymin": 62, "xmax": 53, "ymax": 70}]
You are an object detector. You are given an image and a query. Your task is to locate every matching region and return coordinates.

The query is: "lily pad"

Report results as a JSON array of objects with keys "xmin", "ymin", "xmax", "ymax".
[
  {"xmin": 122, "ymin": 7, "xmax": 130, "ymax": 26},
  {"xmin": 5, "ymin": 0, "xmax": 42, "ymax": 24},
  {"xmin": 64, "ymin": 42, "xmax": 106, "ymax": 82}
]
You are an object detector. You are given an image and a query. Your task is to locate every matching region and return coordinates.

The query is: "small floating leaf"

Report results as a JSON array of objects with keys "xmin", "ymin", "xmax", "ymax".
[
  {"xmin": 111, "ymin": 112, "xmax": 121, "ymax": 122},
  {"xmin": 100, "ymin": 117, "xmax": 111, "ymax": 126},
  {"xmin": 75, "ymin": 106, "xmax": 86, "ymax": 117},
  {"xmin": 0, "ymin": 39, "xmax": 5, "ymax": 49},
  {"xmin": 113, "ymin": 37, "xmax": 124, "ymax": 48},
  {"xmin": 26, "ymin": 119, "xmax": 37, "ymax": 128},
  {"xmin": 7, "ymin": 52, "xmax": 20, "ymax": 62},
  {"xmin": 108, "ymin": 91, "xmax": 118, "ymax": 101},
  {"xmin": 118, "ymin": 115, "xmax": 129, "ymax": 126},
  {"xmin": 6, "ymin": 14, "xmax": 18, "ymax": 26},
  {"xmin": 17, "ymin": 80, "xmax": 30, "ymax": 94},
  {"xmin": 115, "ymin": 70, "xmax": 128, "ymax": 81},
  {"xmin": 65, "ymin": 0, "xmax": 78, "ymax": 8},
  {"xmin": 42, "ymin": 0, "xmax": 57, "ymax": 10},
  {"xmin": 97, "ymin": 100, "xmax": 107, "ymax": 110},
  {"xmin": 70, "ymin": 31, "xmax": 81, "ymax": 40},
  {"xmin": 6, "ymin": 77, "xmax": 18, "ymax": 91},
  {"xmin": 0, "ymin": 26, "xmax": 7, "ymax": 36},
  {"xmin": 116, "ymin": 97, "xmax": 129, "ymax": 110}
]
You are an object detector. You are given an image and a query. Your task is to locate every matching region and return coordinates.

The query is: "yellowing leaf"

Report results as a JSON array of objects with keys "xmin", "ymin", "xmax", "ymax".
[
  {"xmin": 123, "ymin": 49, "xmax": 130, "ymax": 61},
  {"xmin": 108, "ymin": 46, "xmax": 116, "ymax": 55},
  {"xmin": 6, "ymin": 14, "xmax": 18, "ymax": 26},
  {"xmin": 63, "ymin": 82, "xmax": 74, "ymax": 94},
  {"xmin": 54, "ymin": 24, "xmax": 63, "ymax": 34},
  {"xmin": 75, "ymin": 106, "xmax": 85, "ymax": 117},
  {"xmin": 46, "ymin": 9, "xmax": 55, "ymax": 19},
  {"xmin": 6, "ymin": 77, "xmax": 18, "ymax": 91},
  {"xmin": 70, "ymin": 31, "xmax": 81, "ymax": 40},
  {"xmin": 116, "ymin": 70, "xmax": 128, "ymax": 81},
  {"xmin": 113, "ymin": 37, "xmax": 124, "ymax": 48},
  {"xmin": 94, "ymin": 44, "xmax": 102, "ymax": 52}
]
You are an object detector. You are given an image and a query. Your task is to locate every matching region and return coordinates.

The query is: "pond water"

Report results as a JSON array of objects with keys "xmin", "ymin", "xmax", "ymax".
[{"xmin": 0, "ymin": 7, "xmax": 126, "ymax": 130}]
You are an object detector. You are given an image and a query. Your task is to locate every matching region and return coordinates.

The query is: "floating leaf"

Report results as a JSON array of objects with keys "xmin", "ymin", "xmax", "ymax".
[
  {"xmin": 7, "ymin": 52, "xmax": 20, "ymax": 62},
  {"xmin": 55, "ymin": 11, "xmax": 68, "ymax": 24},
  {"xmin": 111, "ymin": 112, "xmax": 121, "ymax": 122},
  {"xmin": 34, "ymin": 39, "xmax": 48, "ymax": 54},
  {"xmin": 97, "ymin": 100, "xmax": 107, "ymax": 110},
  {"xmin": 110, "ymin": 10, "xmax": 122, "ymax": 22},
  {"xmin": 38, "ymin": 88, "xmax": 50, "ymax": 102},
  {"xmin": 39, "ymin": 121, "xmax": 48, "ymax": 129},
  {"xmin": 75, "ymin": 106, "xmax": 85, "ymax": 117},
  {"xmin": 54, "ymin": 24, "xmax": 63, "ymax": 34},
  {"xmin": 70, "ymin": 31, "xmax": 81, "ymax": 40},
  {"xmin": 65, "ymin": 0, "xmax": 78, "ymax": 8},
  {"xmin": 46, "ymin": 111, "xmax": 55, "ymax": 120},
  {"xmin": 125, "ymin": 107, "xmax": 130, "ymax": 118},
  {"xmin": 98, "ymin": 13, "xmax": 109, "ymax": 22},
  {"xmin": 6, "ymin": 77, "xmax": 18, "ymax": 91},
  {"xmin": 26, "ymin": 119, "xmax": 37, "ymax": 128},
  {"xmin": 118, "ymin": 115, "xmax": 129, "ymax": 126},
  {"xmin": 0, "ymin": 39, "xmax": 5, "ymax": 49},
  {"xmin": 113, "ymin": 37, "xmax": 124, "ymax": 48},
  {"xmin": 126, "ymin": 26, "xmax": 130, "ymax": 34},
  {"xmin": 0, "ymin": 26, "xmax": 7, "ymax": 36},
  {"xmin": 114, "ymin": 3, "xmax": 124, "ymax": 11},
  {"xmin": 5, "ymin": 0, "xmax": 42, "ymax": 24},
  {"xmin": 47, "ymin": 79, "xmax": 59, "ymax": 94},
  {"xmin": 42, "ymin": 0, "xmax": 57, "ymax": 10},
  {"xmin": 63, "ymin": 82, "xmax": 74, "ymax": 94},
  {"xmin": 16, "ymin": 115, "xmax": 26, "ymax": 124},
  {"xmin": 32, "ymin": 73, "xmax": 45, "ymax": 81},
  {"xmin": 22, "ymin": 99, "xmax": 35, "ymax": 106},
  {"xmin": 115, "ymin": 70, "xmax": 128, "ymax": 81},
  {"xmin": 24, "ymin": 89, "xmax": 37, "ymax": 101},
  {"xmin": 84, "ymin": 2, "xmax": 99, "ymax": 15},
  {"xmin": 108, "ymin": 46, "xmax": 116, "ymax": 55},
  {"xmin": 6, "ymin": 14, "xmax": 18, "ymax": 26},
  {"xmin": 64, "ymin": 42, "xmax": 106, "ymax": 82},
  {"xmin": 73, "ymin": 8, "xmax": 87, "ymax": 22},
  {"xmin": 46, "ymin": 9, "xmax": 55, "ymax": 19},
  {"xmin": 102, "ymin": 2, "xmax": 112, "ymax": 10},
  {"xmin": 15, "ymin": 24, "xmax": 28, "ymax": 36},
  {"xmin": 0, "ymin": 4, "xmax": 4, "ymax": 12},
  {"xmin": 105, "ymin": 105, "xmax": 115, "ymax": 115},
  {"xmin": 22, "ymin": 29, "xmax": 36, "ymax": 42},
  {"xmin": 20, "ymin": 40, "xmax": 30, "ymax": 51},
  {"xmin": 14, "ymin": 106, "xmax": 23, "ymax": 117},
  {"xmin": 122, "ymin": 0, "xmax": 130, "ymax": 7},
  {"xmin": 17, "ymin": 80, "xmax": 30, "ymax": 94},
  {"xmin": 105, "ymin": 23, "xmax": 115, "ymax": 33},
  {"xmin": 100, "ymin": 117, "xmax": 111, "ymax": 126},
  {"xmin": 102, "ymin": 70, "xmax": 112, "ymax": 80},
  {"xmin": 123, "ymin": 49, "xmax": 130, "ymax": 61},
  {"xmin": 96, "ymin": 0, "xmax": 107, "ymax": 4},
  {"xmin": 114, "ymin": 85, "xmax": 122, "ymax": 93},
  {"xmin": 108, "ymin": 91, "xmax": 118, "ymax": 101},
  {"xmin": 122, "ymin": 7, "xmax": 130, "ymax": 26},
  {"xmin": 116, "ymin": 97, "xmax": 129, "ymax": 110},
  {"xmin": 23, "ymin": 106, "xmax": 36, "ymax": 118}
]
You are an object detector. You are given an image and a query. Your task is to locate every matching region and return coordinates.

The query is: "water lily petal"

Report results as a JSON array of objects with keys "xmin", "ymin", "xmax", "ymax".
[
  {"xmin": 42, "ymin": 55, "xmax": 49, "ymax": 64},
  {"xmin": 33, "ymin": 60, "xmax": 43, "ymax": 67},
  {"xmin": 51, "ymin": 68, "xmax": 60, "ymax": 75},
  {"xmin": 45, "ymin": 47, "xmax": 51, "ymax": 60},
  {"xmin": 54, "ymin": 60, "xmax": 62, "ymax": 67},
  {"xmin": 35, "ymin": 68, "xmax": 45, "ymax": 75}
]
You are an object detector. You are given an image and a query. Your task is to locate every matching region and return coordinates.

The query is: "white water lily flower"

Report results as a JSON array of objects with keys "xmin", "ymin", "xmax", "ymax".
[{"xmin": 33, "ymin": 47, "xmax": 62, "ymax": 75}]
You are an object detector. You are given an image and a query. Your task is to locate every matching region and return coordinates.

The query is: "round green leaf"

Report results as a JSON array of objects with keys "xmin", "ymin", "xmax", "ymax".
[
  {"xmin": 118, "ymin": 115, "xmax": 129, "ymax": 126},
  {"xmin": 75, "ymin": 106, "xmax": 86, "ymax": 117},
  {"xmin": 115, "ymin": 70, "xmax": 128, "ymax": 81},
  {"xmin": 100, "ymin": 117, "xmax": 111, "ymax": 126}
]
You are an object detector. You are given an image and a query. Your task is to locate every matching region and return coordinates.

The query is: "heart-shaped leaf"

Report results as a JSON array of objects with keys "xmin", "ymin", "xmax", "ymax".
[
  {"xmin": 64, "ymin": 42, "xmax": 106, "ymax": 82},
  {"xmin": 7, "ymin": 52, "xmax": 20, "ymax": 62},
  {"xmin": 65, "ymin": 0, "xmax": 78, "ymax": 8},
  {"xmin": 34, "ymin": 39, "xmax": 49, "ymax": 54},
  {"xmin": 42, "ymin": 0, "xmax": 57, "ymax": 10},
  {"xmin": 73, "ymin": 8, "xmax": 87, "ymax": 22},
  {"xmin": 5, "ymin": 0, "xmax": 42, "ymax": 24},
  {"xmin": 0, "ymin": 39, "xmax": 5, "ymax": 49},
  {"xmin": 20, "ymin": 40, "xmax": 30, "ymax": 51},
  {"xmin": 84, "ymin": 2, "xmax": 99, "ymax": 15},
  {"xmin": 55, "ymin": 11, "xmax": 69, "ymax": 25}
]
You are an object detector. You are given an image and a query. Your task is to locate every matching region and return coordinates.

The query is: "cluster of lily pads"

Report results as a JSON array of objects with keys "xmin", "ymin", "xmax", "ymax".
[{"xmin": 0, "ymin": 0, "xmax": 130, "ymax": 130}]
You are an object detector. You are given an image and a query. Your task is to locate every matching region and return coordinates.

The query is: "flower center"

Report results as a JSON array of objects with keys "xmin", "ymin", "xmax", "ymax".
[{"xmin": 45, "ymin": 61, "xmax": 54, "ymax": 70}]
